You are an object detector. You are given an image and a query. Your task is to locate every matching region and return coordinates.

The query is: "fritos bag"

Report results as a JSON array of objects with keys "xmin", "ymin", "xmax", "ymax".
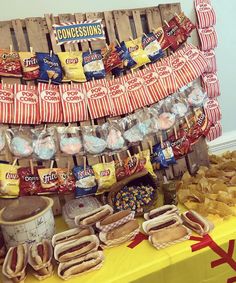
[
  {"xmin": 38, "ymin": 168, "xmax": 59, "ymax": 194},
  {"xmin": 18, "ymin": 166, "xmax": 43, "ymax": 196},
  {"xmin": 83, "ymin": 50, "xmax": 105, "ymax": 80},
  {"xmin": 93, "ymin": 161, "xmax": 116, "ymax": 195},
  {"xmin": 124, "ymin": 38, "xmax": 151, "ymax": 69},
  {"xmin": 18, "ymin": 52, "xmax": 39, "ymax": 80},
  {"xmin": 0, "ymin": 49, "xmax": 22, "ymax": 77},
  {"xmin": 57, "ymin": 51, "xmax": 86, "ymax": 82},
  {"xmin": 59, "ymin": 83, "xmax": 88, "ymax": 122},
  {"xmin": 38, "ymin": 83, "xmax": 63, "ymax": 123},
  {"xmin": 37, "ymin": 52, "xmax": 62, "ymax": 84},
  {"xmin": 13, "ymin": 84, "xmax": 40, "ymax": 124},
  {"xmin": 0, "ymin": 83, "xmax": 14, "ymax": 123},
  {"xmin": 101, "ymin": 43, "xmax": 123, "ymax": 73},
  {"xmin": 0, "ymin": 164, "xmax": 20, "ymax": 198}
]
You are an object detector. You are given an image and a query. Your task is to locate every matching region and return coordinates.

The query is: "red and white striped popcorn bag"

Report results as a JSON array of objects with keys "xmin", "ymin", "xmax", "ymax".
[
  {"xmin": 124, "ymin": 72, "xmax": 154, "ymax": 110},
  {"xmin": 201, "ymin": 73, "xmax": 220, "ymax": 98},
  {"xmin": 59, "ymin": 84, "xmax": 88, "ymax": 122},
  {"xmin": 206, "ymin": 121, "xmax": 222, "ymax": 142},
  {"xmin": 38, "ymin": 83, "xmax": 63, "ymax": 123},
  {"xmin": 13, "ymin": 84, "xmax": 40, "ymax": 124},
  {"xmin": 202, "ymin": 49, "xmax": 217, "ymax": 73},
  {"xmin": 204, "ymin": 98, "xmax": 222, "ymax": 124},
  {"xmin": 107, "ymin": 76, "xmax": 133, "ymax": 116},
  {"xmin": 197, "ymin": 26, "xmax": 218, "ymax": 51},
  {"xmin": 182, "ymin": 43, "xmax": 209, "ymax": 77},
  {"xmin": 83, "ymin": 79, "xmax": 112, "ymax": 119},
  {"xmin": 0, "ymin": 83, "xmax": 14, "ymax": 123},
  {"xmin": 152, "ymin": 59, "xmax": 178, "ymax": 95},
  {"xmin": 194, "ymin": 0, "xmax": 216, "ymax": 28},
  {"xmin": 138, "ymin": 65, "xmax": 168, "ymax": 102}
]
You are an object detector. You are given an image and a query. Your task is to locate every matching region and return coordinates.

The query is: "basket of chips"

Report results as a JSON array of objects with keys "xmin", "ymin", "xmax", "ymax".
[{"xmin": 108, "ymin": 170, "xmax": 158, "ymax": 217}]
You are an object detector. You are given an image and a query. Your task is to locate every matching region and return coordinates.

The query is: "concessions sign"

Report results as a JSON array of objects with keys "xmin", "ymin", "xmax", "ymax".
[{"xmin": 53, "ymin": 20, "xmax": 105, "ymax": 45}]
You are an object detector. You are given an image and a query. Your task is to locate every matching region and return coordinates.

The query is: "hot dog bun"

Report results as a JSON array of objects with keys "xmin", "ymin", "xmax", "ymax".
[
  {"xmin": 151, "ymin": 225, "xmax": 188, "ymax": 244},
  {"xmin": 106, "ymin": 219, "xmax": 139, "ymax": 240},
  {"xmin": 100, "ymin": 210, "xmax": 131, "ymax": 226}
]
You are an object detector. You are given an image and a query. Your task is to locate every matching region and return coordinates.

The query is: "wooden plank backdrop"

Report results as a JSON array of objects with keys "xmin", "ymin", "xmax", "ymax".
[{"xmin": 0, "ymin": 3, "xmax": 209, "ymax": 211}]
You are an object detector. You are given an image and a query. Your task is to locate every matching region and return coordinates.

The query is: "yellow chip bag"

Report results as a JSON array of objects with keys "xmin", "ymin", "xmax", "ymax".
[
  {"xmin": 0, "ymin": 164, "xmax": 20, "ymax": 198},
  {"xmin": 125, "ymin": 37, "xmax": 151, "ymax": 69},
  {"xmin": 135, "ymin": 149, "xmax": 156, "ymax": 179},
  {"xmin": 93, "ymin": 161, "xmax": 116, "ymax": 195},
  {"xmin": 57, "ymin": 51, "xmax": 86, "ymax": 82}
]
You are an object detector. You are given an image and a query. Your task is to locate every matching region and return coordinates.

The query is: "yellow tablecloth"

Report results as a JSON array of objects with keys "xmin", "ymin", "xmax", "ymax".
[{"xmin": 2, "ymin": 211, "xmax": 236, "ymax": 283}]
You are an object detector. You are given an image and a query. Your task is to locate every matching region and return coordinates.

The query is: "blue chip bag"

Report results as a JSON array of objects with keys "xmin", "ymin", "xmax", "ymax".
[
  {"xmin": 73, "ymin": 165, "xmax": 98, "ymax": 197},
  {"xmin": 112, "ymin": 42, "xmax": 137, "ymax": 76},
  {"xmin": 151, "ymin": 142, "xmax": 176, "ymax": 170},
  {"xmin": 82, "ymin": 50, "xmax": 105, "ymax": 80},
  {"xmin": 36, "ymin": 52, "xmax": 62, "ymax": 84},
  {"xmin": 142, "ymin": 33, "xmax": 164, "ymax": 62}
]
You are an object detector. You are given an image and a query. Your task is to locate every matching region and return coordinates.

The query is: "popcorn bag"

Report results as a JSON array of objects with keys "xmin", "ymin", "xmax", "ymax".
[
  {"xmin": 107, "ymin": 76, "xmax": 133, "ymax": 116},
  {"xmin": 0, "ymin": 83, "xmax": 14, "ymax": 123},
  {"xmin": 204, "ymin": 98, "xmax": 222, "ymax": 124},
  {"xmin": 59, "ymin": 83, "xmax": 88, "ymax": 122},
  {"xmin": 194, "ymin": 0, "xmax": 216, "ymax": 28},
  {"xmin": 84, "ymin": 79, "xmax": 112, "ymax": 119},
  {"xmin": 38, "ymin": 83, "xmax": 63, "ymax": 123},
  {"xmin": 197, "ymin": 27, "xmax": 218, "ymax": 51},
  {"xmin": 202, "ymin": 50, "xmax": 217, "ymax": 73},
  {"xmin": 201, "ymin": 73, "xmax": 220, "ymax": 98},
  {"xmin": 124, "ymin": 73, "xmax": 153, "ymax": 110},
  {"xmin": 13, "ymin": 84, "xmax": 40, "ymax": 124},
  {"xmin": 206, "ymin": 121, "xmax": 222, "ymax": 142}
]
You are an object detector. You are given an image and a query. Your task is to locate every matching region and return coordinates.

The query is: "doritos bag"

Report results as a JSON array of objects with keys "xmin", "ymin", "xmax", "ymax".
[
  {"xmin": 18, "ymin": 52, "xmax": 39, "ymax": 80},
  {"xmin": 124, "ymin": 38, "xmax": 151, "ymax": 69},
  {"xmin": 93, "ymin": 161, "xmax": 116, "ymax": 195},
  {"xmin": 142, "ymin": 33, "xmax": 164, "ymax": 62},
  {"xmin": 37, "ymin": 52, "xmax": 62, "ymax": 84},
  {"xmin": 57, "ymin": 51, "xmax": 86, "ymax": 82},
  {"xmin": 0, "ymin": 49, "xmax": 22, "ymax": 77},
  {"xmin": 0, "ymin": 164, "xmax": 20, "ymax": 198},
  {"xmin": 83, "ymin": 50, "xmax": 105, "ymax": 80},
  {"xmin": 0, "ymin": 84, "xmax": 14, "ymax": 123}
]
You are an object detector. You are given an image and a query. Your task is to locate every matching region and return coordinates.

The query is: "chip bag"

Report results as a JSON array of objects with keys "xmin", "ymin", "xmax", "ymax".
[
  {"xmin": 151, "ymin": 142, "xmax": 176, "ymax": 170},
  {"xmin": 169, "ymin": 130, "xmax": 191, "ymax": 159},
  {"xmin": 57, "ymin": 168, "xmax": 76, "ymax": 194},
  {"xmin": 18, "ymin": 52, "xmax": 39, "ymax": 80},
  {"xmin": 18, "ymin": 166, "xmax": 43, "ymax": 196},
  {"xmin": 0, "ymin": 49, "xmax": 22, "ymax": 77},
  {"xmin": 124, "ymin": 155, "xmax": 145, "ymax": 177},
  {"xmin": 142, "ymin": 33, "xmax": 164, "ymax": 62},
  {"xmin": 93, "ymin": 161, "xmax": 116, "ymax": 195},
  {"xmin": 83, "ymin": 50, "xmax": 105, "ymax": 80},
  {"xmin": 153, "ymin": 27, "xmax": 171, "ymax": 50},
  {"xmin": 102, "ymin": 43, "xmax": 123, "ymax": 73},
  {"xmin": 73, "ymin": 165, "xmax": 98, "ymax": 197},
  {"xmin": 57, "ymin": 51, "xmax": 86, "ymax": 82},
  {"xmin": 36, "ymin": 52, "xmax": 62, "ymax": 84},
  {"xmin": 124, "ymin": 38, "xmax": 151, "ymax": 69},
  {"xmin": 38, "ymin": 168, "xmax": 59, "ymax": 194},
  {"xmin": 174, "ymin": 12, "xmax": 195, "ymax": 36},
  {"xmin": 135, "ymin": 149, "xmax": 156, "ymax": 178},
  {"xmin": 0, "ymin": 164, "xmax": 20, "ymax": 198}
]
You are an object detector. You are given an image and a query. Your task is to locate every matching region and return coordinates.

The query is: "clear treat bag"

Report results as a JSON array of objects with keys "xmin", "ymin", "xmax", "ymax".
[
  {"xmin": 82, "ymin": 125, "xmax": 107, "ymax": 155},
  {"xmin": 0, "ymin": 127, "xmax": 5, "ymax": 152},
  {"xmin": 187, "ymin": 81, "xmax": 207, "ymax": 108},
  {"xmin": 6, "ymin": 126, "xmax": 33, "ymax": 158},
  {"xmin": 57, "ymin": 126, "xmax": 83, "ymax": 155},
  {"xmin": 32, "ymin": 126, "xmax": 57, "ymax": 160},
  {"xmin": 121, "ymin": 114, "xmax": 144, "ymax": 145},
  {"xmin": 101, "ymin": 120, "xmax": 126, "ymax": 153}
]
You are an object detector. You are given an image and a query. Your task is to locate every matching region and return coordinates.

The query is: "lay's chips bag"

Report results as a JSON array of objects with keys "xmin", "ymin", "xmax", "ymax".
[
  {"xmin": 0, "ymin": 164, "xmax": 20, "ymax": 198},
  {"xmin": 57, "ymin": 51, "xmax": 86, "ymax": 82}
]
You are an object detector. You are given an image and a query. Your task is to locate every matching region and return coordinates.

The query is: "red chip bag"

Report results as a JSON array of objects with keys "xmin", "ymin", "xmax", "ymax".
[
  {"xmin": 13, "ymin": 84, "xmax": 40, "ymax": 124},
  {"xmin": 107, "ymin": 76, "xmax": 133, "ymax": 116},
  {"xmin": 18, "ymin": 52, "xmax": 39, "ymax": 80},
  {"xmin": 0, "ymin": 49, "xmax": 22, "ymax": 77},
  {"xmin": 124, "ymin": 155, "xmax": 145, "ymax": 177},
  {"xmin": 169, "ymin": 130, "xmax": 191, "ymax": 159},
  {"xmin": 18, "ymin": 166, "xmax": 43, "ymax": 196},
  {"xmin": 102, "ymin": 43, "xmax": 123, "ymax": 73},
  {"xmin": 38, "ymin": 83, "xmax": 63, "ymax": 123},
  {"xmin": 59, "ymin": 83, "xmax": 88, "ymax": 122},
  {"xmin": 0, "ymin": 84, "xmax": 14, "ymax": 123},
  {"xmin": 174, "ymin": 12, "xmax": 195, "ymax": 36},
  {"xmin": 124, "ymin": 72, "xmax": 154, "ymax": 110},
  {"xmin": 153, "ymin": 27, "xmax": 171, "ymax": 50},
  {"xmin": 84, "ymin": 79, "xmax": 113, "ymax": 119},
  {"xmin": 57, "ymin": 168, "xmax": 76, "ymax": 194}
]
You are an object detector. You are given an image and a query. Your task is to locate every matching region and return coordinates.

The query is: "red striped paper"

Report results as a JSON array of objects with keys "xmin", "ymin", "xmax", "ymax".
[
  {"xmin": 138, "ymin": 65, "xmax": 168, "ymax": 102},
  {"xmin": 206, "ymin": 121, "xmax": 222, "ymax": 142},
  {"xmin": 194, "ymin": 0, "xmax": 216, "ymax": 28},
  {"xmin": 124, "ymin": 73, "xmax": 154, "ymax": 110},
  {"xmin": 201, "ymin": 73, "xmax": 220, "ymax": 98},
  {"xmin": 197, "ymin": 26, "xmax": 218, "ymax": 51},
  {"xmin": 59, "ymin": 84, "xmax": 88, "ymax": 122},
  {"xmin": 13, "ymin": 84, "xmax": 40, "ymax": 124},
  {"xmin": 0, "ymin": 84, "xmax": 14, "ymax": 123},
  {"xmin": 38, "ymin": 83, "xmax": 63, "ymax": 123},
  {"xmin": 204, "ymin": 98, "xmax": 221, "ymax": 124},
  {"xmin": 83, "ymin": 79, "xmax": 112, "ymax": 119},
  {"xmin": 202, "ymin": 49, "xmax": 217, "ymax": 73},
  {"xmin": 107, "ymin": 76, "xmax": 133, "ymax": 116}
]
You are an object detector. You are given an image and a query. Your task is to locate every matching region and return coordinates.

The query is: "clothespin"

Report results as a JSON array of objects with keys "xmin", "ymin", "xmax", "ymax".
[
  {"xmin": 30, "ymin": 46, "xmax": 33, "ymax": 55},
  {"xmin": 9, "ymin": 44, "xmax": 13, "ymax": 53},
  {"xmin": 138, "ymin": 146, "xmax": 142, "ymax": 157},
  {"xmin": 174, "ymin": 126, "xmax": 178, "ymax": 139},
  {"xmin": 50, "ymin": 50, "xmax": 53, "ymax": 57},
  {"xmin": 12, "ymin": 158, "xmax": 17, "ymax": 166},
  {"xmin": 127, "ymin": 150, "xmax": 132, "ymax": 161},
  {"xmin": 105, "ymin": 43, "xmax": 109, "ymax": 51},
  {"xmin": 83, "ymin": 156, "xmax": 87, "ymax": 171},
  {"xmin": 143, "ymin": 32, "xmax": 148, "ymax": 38},
  {"xmin": 43, "ymin": 124, "xmax": 47, "ymax": 132},
  {"xmin": 160, "ymin": 134, "xmax": 164, "ymax": 149},
  {"xmin": 67, "ymin": 160, "xmax": 70, "ymax": 175},
  {"xmin": 117, "ymin": 153, "xmax": 122, "ymax": 166},
  {"xmin": 115, "ymin": 39, "xmax": 121, "ymax": 47},
  {"xmin": 89, "ymin": 48, "xmax": 92, "ymax": 54},
  {"xmin": 102, "ymin": 155, "xmax": 106, "ymax": 164},
  {"xmin": 185, "ymin": 116, "xmax": 191, "ymax": 128},
  {"xmin": 175, "ymin": 13, "xmax": 181, "ymax": 20},
  {"xmin": 30, "ymin": 159, "xmax": 34, "ymax": 175},
  {"xmin": 50, "ymin": 160, "xmax": 54, "ymax": 169},
  {"xmin": 164, "ymin": 20, "xmax": 170, "ymax": 27},
  {"xmin": 48, "ymin": 79, "xmax": 52, "ymax": 87},
  {"xmin": 148, "ymin": 140, "xmax": 153, "ymax": 154}
]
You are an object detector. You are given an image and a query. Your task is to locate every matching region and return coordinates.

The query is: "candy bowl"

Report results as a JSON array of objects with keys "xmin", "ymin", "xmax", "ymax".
[{"xmin": 108, "ymin": 170, "xmax": 158, "ymax": 217}]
